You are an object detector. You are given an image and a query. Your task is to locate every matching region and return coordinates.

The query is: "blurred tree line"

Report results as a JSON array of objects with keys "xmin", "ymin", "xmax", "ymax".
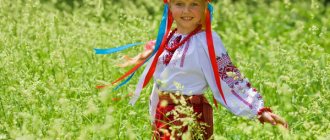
[
  {"xmin": 36, "ymin": 0, "xmax": 329, "ymax": 23},
  {"xmin": 40, "ymin": 0, "xmax": 329, "ymax": 14}
]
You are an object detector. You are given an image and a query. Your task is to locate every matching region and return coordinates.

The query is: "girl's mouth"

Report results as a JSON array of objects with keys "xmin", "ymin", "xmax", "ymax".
[{"xmin": 181, "ymin": 17, "xmax": 193, "ymax": 21}]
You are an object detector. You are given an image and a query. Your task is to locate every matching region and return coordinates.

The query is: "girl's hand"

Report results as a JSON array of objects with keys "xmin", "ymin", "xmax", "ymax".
[
  {"xmin": 258, "ymin": 111, "xmax": 289, "ymax": 129},
  {"xmin": 117, "ymin": 40, "xmax": 155, "ymax": 67}
]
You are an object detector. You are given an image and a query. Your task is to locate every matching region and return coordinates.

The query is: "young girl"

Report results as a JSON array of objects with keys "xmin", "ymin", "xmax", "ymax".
[{"xmin": 96, "ymin": 0, "xmax": 288, "ymax": 139}]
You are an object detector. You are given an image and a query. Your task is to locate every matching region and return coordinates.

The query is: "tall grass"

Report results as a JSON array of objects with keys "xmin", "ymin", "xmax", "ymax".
[{"xmin": 0, "ymin": 0, "xmax": 329, "ymax": 139}]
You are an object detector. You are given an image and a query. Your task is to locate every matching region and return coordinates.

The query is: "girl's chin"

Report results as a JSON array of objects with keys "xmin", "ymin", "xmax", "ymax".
[
  {"xmin": 176, "ymin": 27, "xmax": 199, "ymax": 34},
  {"xmin": 179, "ymin": 25, "xmax": 200, "ymax": 30}
]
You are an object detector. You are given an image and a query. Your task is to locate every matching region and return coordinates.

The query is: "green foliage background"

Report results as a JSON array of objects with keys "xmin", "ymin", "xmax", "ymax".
[{"xmin": 0, "ymin": 0, "xmax": 329, "ymax": 139}]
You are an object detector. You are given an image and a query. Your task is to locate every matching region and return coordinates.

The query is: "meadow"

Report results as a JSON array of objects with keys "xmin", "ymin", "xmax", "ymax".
[{"xmin": 0, "ymin": 0, "xmax": 329, "ymax": 139}]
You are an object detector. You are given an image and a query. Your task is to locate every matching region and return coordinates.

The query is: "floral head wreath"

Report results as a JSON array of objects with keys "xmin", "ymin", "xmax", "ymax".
[{"xmin": 95, "ymin": 0, "xmax": 227, "ymax": 106}]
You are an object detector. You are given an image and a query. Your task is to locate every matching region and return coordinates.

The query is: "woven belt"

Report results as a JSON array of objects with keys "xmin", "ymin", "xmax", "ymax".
[{"xmin": 158, "ymin": 91, "xmax": 206, "ymax": 105}]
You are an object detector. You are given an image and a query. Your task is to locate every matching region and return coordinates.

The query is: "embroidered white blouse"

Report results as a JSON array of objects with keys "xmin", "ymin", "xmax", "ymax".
[{"xmin": 129, "ymin": 31, "xmax": 264, "ymax": 122}]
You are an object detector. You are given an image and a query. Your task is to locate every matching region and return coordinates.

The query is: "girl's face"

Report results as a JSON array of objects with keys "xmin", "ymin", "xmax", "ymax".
[{"xmin": 169, "ymin": 0, "xmax": 206, "ymax": 34}]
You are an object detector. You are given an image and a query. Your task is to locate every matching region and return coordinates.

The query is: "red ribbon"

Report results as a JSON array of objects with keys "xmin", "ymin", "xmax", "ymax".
[
  {"xmin": 142, "ymin": 11, "xmax": 173, "ymax": 88},
  {"xmin": 205, "ymin": 8, "xmax": 227, "ymax": 106}
]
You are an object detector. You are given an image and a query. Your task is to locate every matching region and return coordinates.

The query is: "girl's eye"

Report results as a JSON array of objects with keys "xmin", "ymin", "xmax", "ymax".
[
  {"xmin": 191, "ymin": 3, "xmax": 199, "ymax": 6},
  {"xmin": 176, "ymin": 3, "xmax": 184, "ymax": 6}
]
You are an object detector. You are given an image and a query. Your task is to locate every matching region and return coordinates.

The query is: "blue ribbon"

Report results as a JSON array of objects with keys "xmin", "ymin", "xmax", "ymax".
[
  {"xmin": 208, "ymin": 3, "xmax": 214, "ymax": 22},
  {"xmin": 113, "ymin": 72, "xmax": 135, "ymax": 91},
  {"xmin": 113, "ymin": 4, "xmax": 170, "ymax": 90},
  {"xmin": 151, "ymin": 4, "xmax": 169, "ymax": 57},
  {"xmin": 94, "ymin": 42, "xmax": 144, "ymax": 55}
]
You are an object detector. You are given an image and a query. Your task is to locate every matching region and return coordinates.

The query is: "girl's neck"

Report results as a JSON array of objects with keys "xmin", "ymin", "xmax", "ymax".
[
  {"xmin": 176, "ymin": 24, "xmax": 201, "ymax": 35},
  {"xmin": 176, "ymin": 29, "xmax": 193, "ymax": 35}
]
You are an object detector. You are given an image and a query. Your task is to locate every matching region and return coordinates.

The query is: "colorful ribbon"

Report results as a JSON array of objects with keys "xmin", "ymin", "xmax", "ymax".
[
  {"xmin": 94, "ymin": 4, "xmax": 172, "ymax": 90},
  {"xmin": 94, "ymin": 43, "xmax": 144, "ymax": 55},
  {"xmin": 205, "ymin": 4, "xmax": 227, "ymax": 105},
  {"xmin": 94, "ymin": 1, "xmax": 227, "ymax": 107},
  {"xmin": 208, "ymin": 3, "xmax": 214, "ymax": 21}
]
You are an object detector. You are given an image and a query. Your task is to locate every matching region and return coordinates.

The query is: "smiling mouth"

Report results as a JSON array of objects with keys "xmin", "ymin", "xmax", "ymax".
[{"xmin": 181, "ymin": 17, "xmax": 193, "ymax": 21}]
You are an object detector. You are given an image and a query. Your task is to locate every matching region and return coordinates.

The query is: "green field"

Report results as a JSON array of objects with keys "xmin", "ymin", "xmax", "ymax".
[{"xmin": 0, "ymin": 0, "xmax": 329, "ymax": 139}]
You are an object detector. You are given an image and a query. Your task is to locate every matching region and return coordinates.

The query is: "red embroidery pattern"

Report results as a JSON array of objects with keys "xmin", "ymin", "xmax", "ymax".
[
  {"xmin": 163, "ymin": 25, "xmax": 202, "ymax": 65},
  {"xmin": 180, "ymin": 39, "xmax": 191, "ymax": 67},
  {"xmin": 231, "ymin": 90, "xmax": 253, "ymax": 109},
  {"xmin": 163, "ymin": 35, "xmax": 182, "ymax": 65},
  {"xmin": 256, "ymin": 94, "xmax": 263, "ymax": 100},
  {"xmin": 216, "ymin": 54, "xmax": 265, "ymax": 114},
  {"xmin": 216, "ymin": 54, "xmax": 244, "ymax": 88}
]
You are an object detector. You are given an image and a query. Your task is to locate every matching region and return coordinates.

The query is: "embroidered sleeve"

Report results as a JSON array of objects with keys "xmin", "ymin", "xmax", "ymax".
[{"xmin": 198, "ymin": 32, "xmax": 264, "ymax": 119}]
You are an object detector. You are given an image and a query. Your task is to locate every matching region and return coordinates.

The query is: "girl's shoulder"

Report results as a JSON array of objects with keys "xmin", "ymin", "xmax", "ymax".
[
  {"xmin": 194, "ymin": 30, "xmax": 223, "ymax": 43},
  {"xmin": 193, "ymin": 30, "xmax": 227, "ymax": 54}
]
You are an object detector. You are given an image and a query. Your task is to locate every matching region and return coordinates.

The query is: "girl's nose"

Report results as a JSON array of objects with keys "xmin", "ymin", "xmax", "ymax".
[{"xmin": 182, "ymin": 6, "xmax": 191, "ymax": 13}]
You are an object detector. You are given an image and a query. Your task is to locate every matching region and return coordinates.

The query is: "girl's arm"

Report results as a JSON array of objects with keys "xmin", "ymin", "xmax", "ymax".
[
  {"xmin": 117, "ymin": 40, "xmax": 155, "ymax": 67},
  {"xmin": 199, "ymin": 32, "xmax": 288, "ymax": 128}
]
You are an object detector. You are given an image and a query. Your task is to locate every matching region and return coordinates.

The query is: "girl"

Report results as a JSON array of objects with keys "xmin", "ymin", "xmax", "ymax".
[{"xmin": 96, "ymin": 0, "xmax": 288, "ymax": 139}]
